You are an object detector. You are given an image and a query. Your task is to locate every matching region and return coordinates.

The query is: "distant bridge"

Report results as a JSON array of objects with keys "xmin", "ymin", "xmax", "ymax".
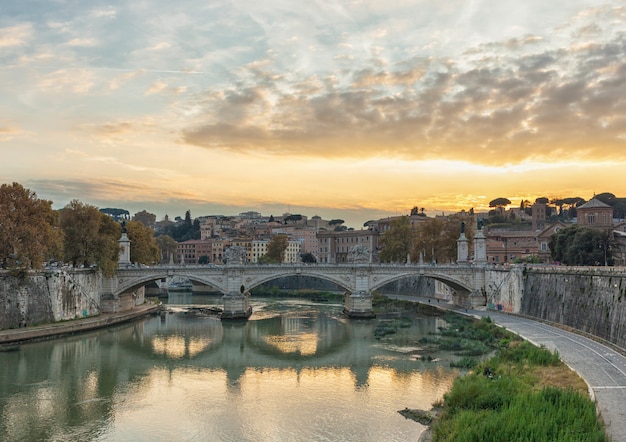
[{"xmin": 102, "ymin": 263, "xmax": 489, "ymax": 319}]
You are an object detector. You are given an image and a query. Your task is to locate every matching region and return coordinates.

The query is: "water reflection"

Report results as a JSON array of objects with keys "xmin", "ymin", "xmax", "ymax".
[{"xmin": 0, "ymin": 297, "xmax": 459, "ymax": 441}]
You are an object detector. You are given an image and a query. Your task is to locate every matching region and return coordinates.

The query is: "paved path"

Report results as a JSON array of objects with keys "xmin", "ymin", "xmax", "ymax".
[
  {"xmin": 389, "ymin": 295, "xmax": 626, "ymax": 442},
  {"xmin": 0, "ymin": 303, "xmax": 160, "ymax": 346}
]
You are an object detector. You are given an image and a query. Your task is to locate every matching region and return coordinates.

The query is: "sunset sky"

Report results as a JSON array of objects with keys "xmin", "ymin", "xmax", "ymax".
[{"xmin": 1, "ymin": 1, "xmax": 625, "ymax": 228}]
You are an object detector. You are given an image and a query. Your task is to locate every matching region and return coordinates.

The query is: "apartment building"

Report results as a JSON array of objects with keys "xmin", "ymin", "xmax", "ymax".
[
  {"xmin": 176, "ymin": 239, "xmax": 211, "ymax": 264},
  {"xmin": 271, "ymin": 225, "xmax": 318, "ymax": 256},
  {"xmin": 317, "ymin": 229, "xmax": 379, "ymax": 263}
]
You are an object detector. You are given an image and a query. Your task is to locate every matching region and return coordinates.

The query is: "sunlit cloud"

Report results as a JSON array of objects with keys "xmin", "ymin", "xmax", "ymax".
[
  {"xmin": 1, "ymin": 1, "xmax": 626, "ymax": 227},
  {"xmin": 0, "ymin": 125, "xmax": 26, "ymax": 142},
  {"xmin": 0, "ymin": 24, "xmax": 33, "ymax": 48},
  {"xmin": 145, "ymin": 81, "xmax": 168, "ymax": 95},
  {"xmin": 37, "ymin": 69, "xmax": 95, "ymax": 94}
]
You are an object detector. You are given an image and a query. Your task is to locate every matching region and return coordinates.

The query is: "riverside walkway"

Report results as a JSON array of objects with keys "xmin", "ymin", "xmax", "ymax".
[
  {"xmin": 389, "ymin": 295, "xmax": 626, "ymax": 442},
  {"xmin": 0, "ymin": 302, "xmax": 159, "ymax": 346}
]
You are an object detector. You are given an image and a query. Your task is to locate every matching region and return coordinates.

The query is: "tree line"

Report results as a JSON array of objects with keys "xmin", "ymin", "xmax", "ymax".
[
  {"xmin": 379, "ymin": 214, "xmax": 474, "ymax": 264},
  {"xmin": 0, "ymin": 182, "xmax": 159, "ymax": 276}
]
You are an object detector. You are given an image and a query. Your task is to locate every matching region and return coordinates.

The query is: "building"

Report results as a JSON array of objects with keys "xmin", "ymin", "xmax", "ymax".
[
  {"xmin": 317, "ymin": 230, "xmax": 379, "ymax": 264},
  {"xmin": 176, "ymin": 239, "xmax": 211, "ymax": 264},
  {"xmin": 272, "ymin": 225, "xmax": 318, "ymax": 257},
  {"xmin": 485, "ymin": 230, "xmax": 538, "ymax": 264},
  {"xmin": 576, "ymin": 197, "xmax": 614, "ymax": 230},
  {"xmin": 531, "ymin": 201, "xmax": 547, "ymax": 231}
]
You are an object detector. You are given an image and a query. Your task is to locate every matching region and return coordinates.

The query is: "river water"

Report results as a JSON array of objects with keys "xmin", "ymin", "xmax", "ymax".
[{"xmin": 0, "ymin": 294, "xmax": 460, "ymax": 441}]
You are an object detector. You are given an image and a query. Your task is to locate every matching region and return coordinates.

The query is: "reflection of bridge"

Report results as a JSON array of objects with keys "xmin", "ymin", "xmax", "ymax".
[{"xmin": 102, "ymin": 263, "xmax": 488, "ymax": 319}]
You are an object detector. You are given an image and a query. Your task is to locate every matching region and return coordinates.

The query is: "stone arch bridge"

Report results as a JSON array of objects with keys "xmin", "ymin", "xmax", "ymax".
[{"xmin": 102, "ymin": 263, "xmax": 488, "ymax": 319}]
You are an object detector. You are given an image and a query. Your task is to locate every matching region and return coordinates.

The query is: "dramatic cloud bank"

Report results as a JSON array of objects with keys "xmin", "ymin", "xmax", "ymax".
[{"xmin": 1, "ymin": 1, "xmax": 624, "ymax": 226}]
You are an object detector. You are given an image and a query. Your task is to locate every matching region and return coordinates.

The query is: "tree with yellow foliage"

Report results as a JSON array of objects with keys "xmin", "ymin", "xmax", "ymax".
[{"xmin": 0, "ymin": 182, "xmax": 62, "ymax": 271}]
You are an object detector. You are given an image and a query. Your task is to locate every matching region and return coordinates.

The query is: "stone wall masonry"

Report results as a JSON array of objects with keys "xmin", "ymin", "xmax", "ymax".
[
  {"xmin": 521, "ymin": 267, "xmax": 626, "ymax": 350},
  {"xmin": 485, "ymin": 266, "xmax": 525, "ymax": 313},
  {"xmin": 0, "ymin": 269, "xmax": 102, "ymax": 329}
]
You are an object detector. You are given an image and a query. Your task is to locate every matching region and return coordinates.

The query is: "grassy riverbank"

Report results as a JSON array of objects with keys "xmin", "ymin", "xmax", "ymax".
[
  {"xmin": 425, "ymin": 316, "xmax": 607, "ymax": 441},
  {"xmin": 431, "ymin": 338, "xmax": 607, "ymax": 441},
  {"xmin": 371, "ymin": 295, "xmax": 608, "ymax": 441}
]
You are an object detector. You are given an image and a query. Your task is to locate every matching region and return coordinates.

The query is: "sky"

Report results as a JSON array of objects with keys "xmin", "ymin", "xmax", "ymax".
[{"xmin": 1, "ymin": 0, "xmax": 625, "ymax": 228}]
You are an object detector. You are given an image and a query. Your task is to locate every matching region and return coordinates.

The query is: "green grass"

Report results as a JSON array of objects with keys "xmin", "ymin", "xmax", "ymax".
[{"xmin": 431, "ymin": 340, "xmax": 608, "ymax": 442}]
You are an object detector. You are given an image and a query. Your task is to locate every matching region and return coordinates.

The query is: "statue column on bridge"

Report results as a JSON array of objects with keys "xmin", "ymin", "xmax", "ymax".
[
  {"xmin": 118, "ymin": 222, "xmax": 131, "ymax": 267},
  {"xmin": 457, "ymin": 222, "xmax": 469, "ymax": 263},
  {"xmin": 473, "ymin": 218, "xmax": 487, "ymax": 265}
]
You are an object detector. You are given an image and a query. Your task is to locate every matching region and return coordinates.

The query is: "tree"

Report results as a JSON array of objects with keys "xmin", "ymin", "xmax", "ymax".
[
  {"xmin": 595, "ymin": 192, "xmax": 616, "ymax": 206},
  {"xmin": 155, "ymin": 234, "xmax": 178, "ymax": 264},
  {"xmin": 96, "ymin": 213, "xmax": 124, "ymax": 276},
  {"xmin": 413, "ymin": 215, "xmax": 475, "ymax": 264},
  {"xmin": 60, "ymin": 200, "xmax": 103, "ymax": 268},
  {"xmin": 126, "ymin": 220, "xmax": 159, "ymax": 265},
  {"xmin": 489, "ymin": 197, "xmax": 511, "ymax": 208},
  {"xmin": 60, "ymin": 200, "xmax": 121, "ymax": 274},
  {"xmin": 265, "ymin": 234, "xmax": 288, "ymax": 263},
  {"xmin": 549, "ymin": 226, "xmax": 614, "ymax": 266},
  {"xmin": 159, "ymin": 211, "xmax": 200, "ymax": 241},
  {"xmin": 283, "ymin": 214, "xmax": 303, "ymax": 223},
  {"xmin": 414, "ymin": 217, "xmax": 445, "ymax": 263},
  {"xmin": 300, "ymin": 252, "xmax": 317, "ymax": 263},
  {"xmin": 0, "ymin": 182, "xmax": 62, "ymax": 271},
  {"xmin": 329, "ymin": 219, "xmax": 344, "ymax": 226},
  {"xmin": 99, "ymin": 208, "xmax": 130, "ymax": 221},
  {"xmin": 379, "ymin": 216, "xmax": 414, "ymax": 263}
]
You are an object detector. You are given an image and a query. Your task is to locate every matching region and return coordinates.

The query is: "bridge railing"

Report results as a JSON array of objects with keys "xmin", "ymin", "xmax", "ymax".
[{"xmin": 117, "ymin": 262, "xmax": 479, "ymax": 271}]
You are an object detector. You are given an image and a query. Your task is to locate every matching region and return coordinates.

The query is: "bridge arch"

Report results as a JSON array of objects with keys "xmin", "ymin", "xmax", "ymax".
[
  {"xmin": 243, "ymin": 269, "xmax": 351, "ymax": 293},
  {"xmin": 370, "ymin": 270, "xmax": 474, "ymax": 295},
  {"xmin": 114, "ymin": 271, "xmax": 226, "ymax": 296}
]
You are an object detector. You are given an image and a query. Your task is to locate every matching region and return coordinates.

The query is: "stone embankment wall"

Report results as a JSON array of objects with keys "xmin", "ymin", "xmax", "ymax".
[
  {"xmin": 521, "ymin": 267, "xmax": 625, "ymax": 350},
  {"xmin": 485, "ymin": 265, "xmax": 625, "ymax": 350},
  {"xmin": 0, "ymin": 269, "xmax": 101, "ymax": 329},
  {"xmin": 485, "ymin": 266, "xmax": 525, "ymax": 313}
]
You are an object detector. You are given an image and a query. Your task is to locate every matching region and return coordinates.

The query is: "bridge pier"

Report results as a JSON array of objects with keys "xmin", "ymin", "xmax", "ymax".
[
  {"xmin": 343, "ymin": 291, "xmax": 376, "ymax": 319},
  {"xmin": 221, "ymin": 292, "xmax": 252, "ymax": 320},
  {"xmin": 453, "ymin": 289, "xmax": 486, "ymax": 309}
]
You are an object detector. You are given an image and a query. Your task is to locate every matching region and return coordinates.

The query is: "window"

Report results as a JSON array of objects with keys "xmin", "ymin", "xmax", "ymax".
[{"xmin": 587, "ymin": 213, "xmax": 595, "ymax": 224}]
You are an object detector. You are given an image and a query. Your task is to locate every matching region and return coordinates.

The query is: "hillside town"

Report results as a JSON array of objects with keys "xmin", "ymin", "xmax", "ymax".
[{"xmin": 109, "ymin": 194, "xmax": 626, "ymax": 267}]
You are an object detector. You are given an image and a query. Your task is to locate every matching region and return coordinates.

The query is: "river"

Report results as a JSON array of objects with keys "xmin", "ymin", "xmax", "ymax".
[{"xmin": 0, "ymin": 294, "xmax": 460, "ymax": 441}]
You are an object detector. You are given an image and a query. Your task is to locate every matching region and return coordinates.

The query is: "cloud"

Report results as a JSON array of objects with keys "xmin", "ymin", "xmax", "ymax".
[
  {"xmin": 0, "ymin": 23, "xmax": 33, "ymax": 48},
  {"xmin": 66, "ymin": 37, "xmax": 98, "ymax": 47},
  {"xmin": 182, "ymin": 9, "xmax": 626, "ymax": 166},
  {"xmin": 37, "ymin": 69, "xmax": 95, "ymax": 94},
  {"xmin": 0, "ymin": 125, "xmax": 26, "ymax": 142},
  {"xmin": 108, "ymin": 70, "xmax": 143, "ymax": 91},
  {"xmin": 145, "ymin": 81, "xmax": 168, "ymax": 95}
]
